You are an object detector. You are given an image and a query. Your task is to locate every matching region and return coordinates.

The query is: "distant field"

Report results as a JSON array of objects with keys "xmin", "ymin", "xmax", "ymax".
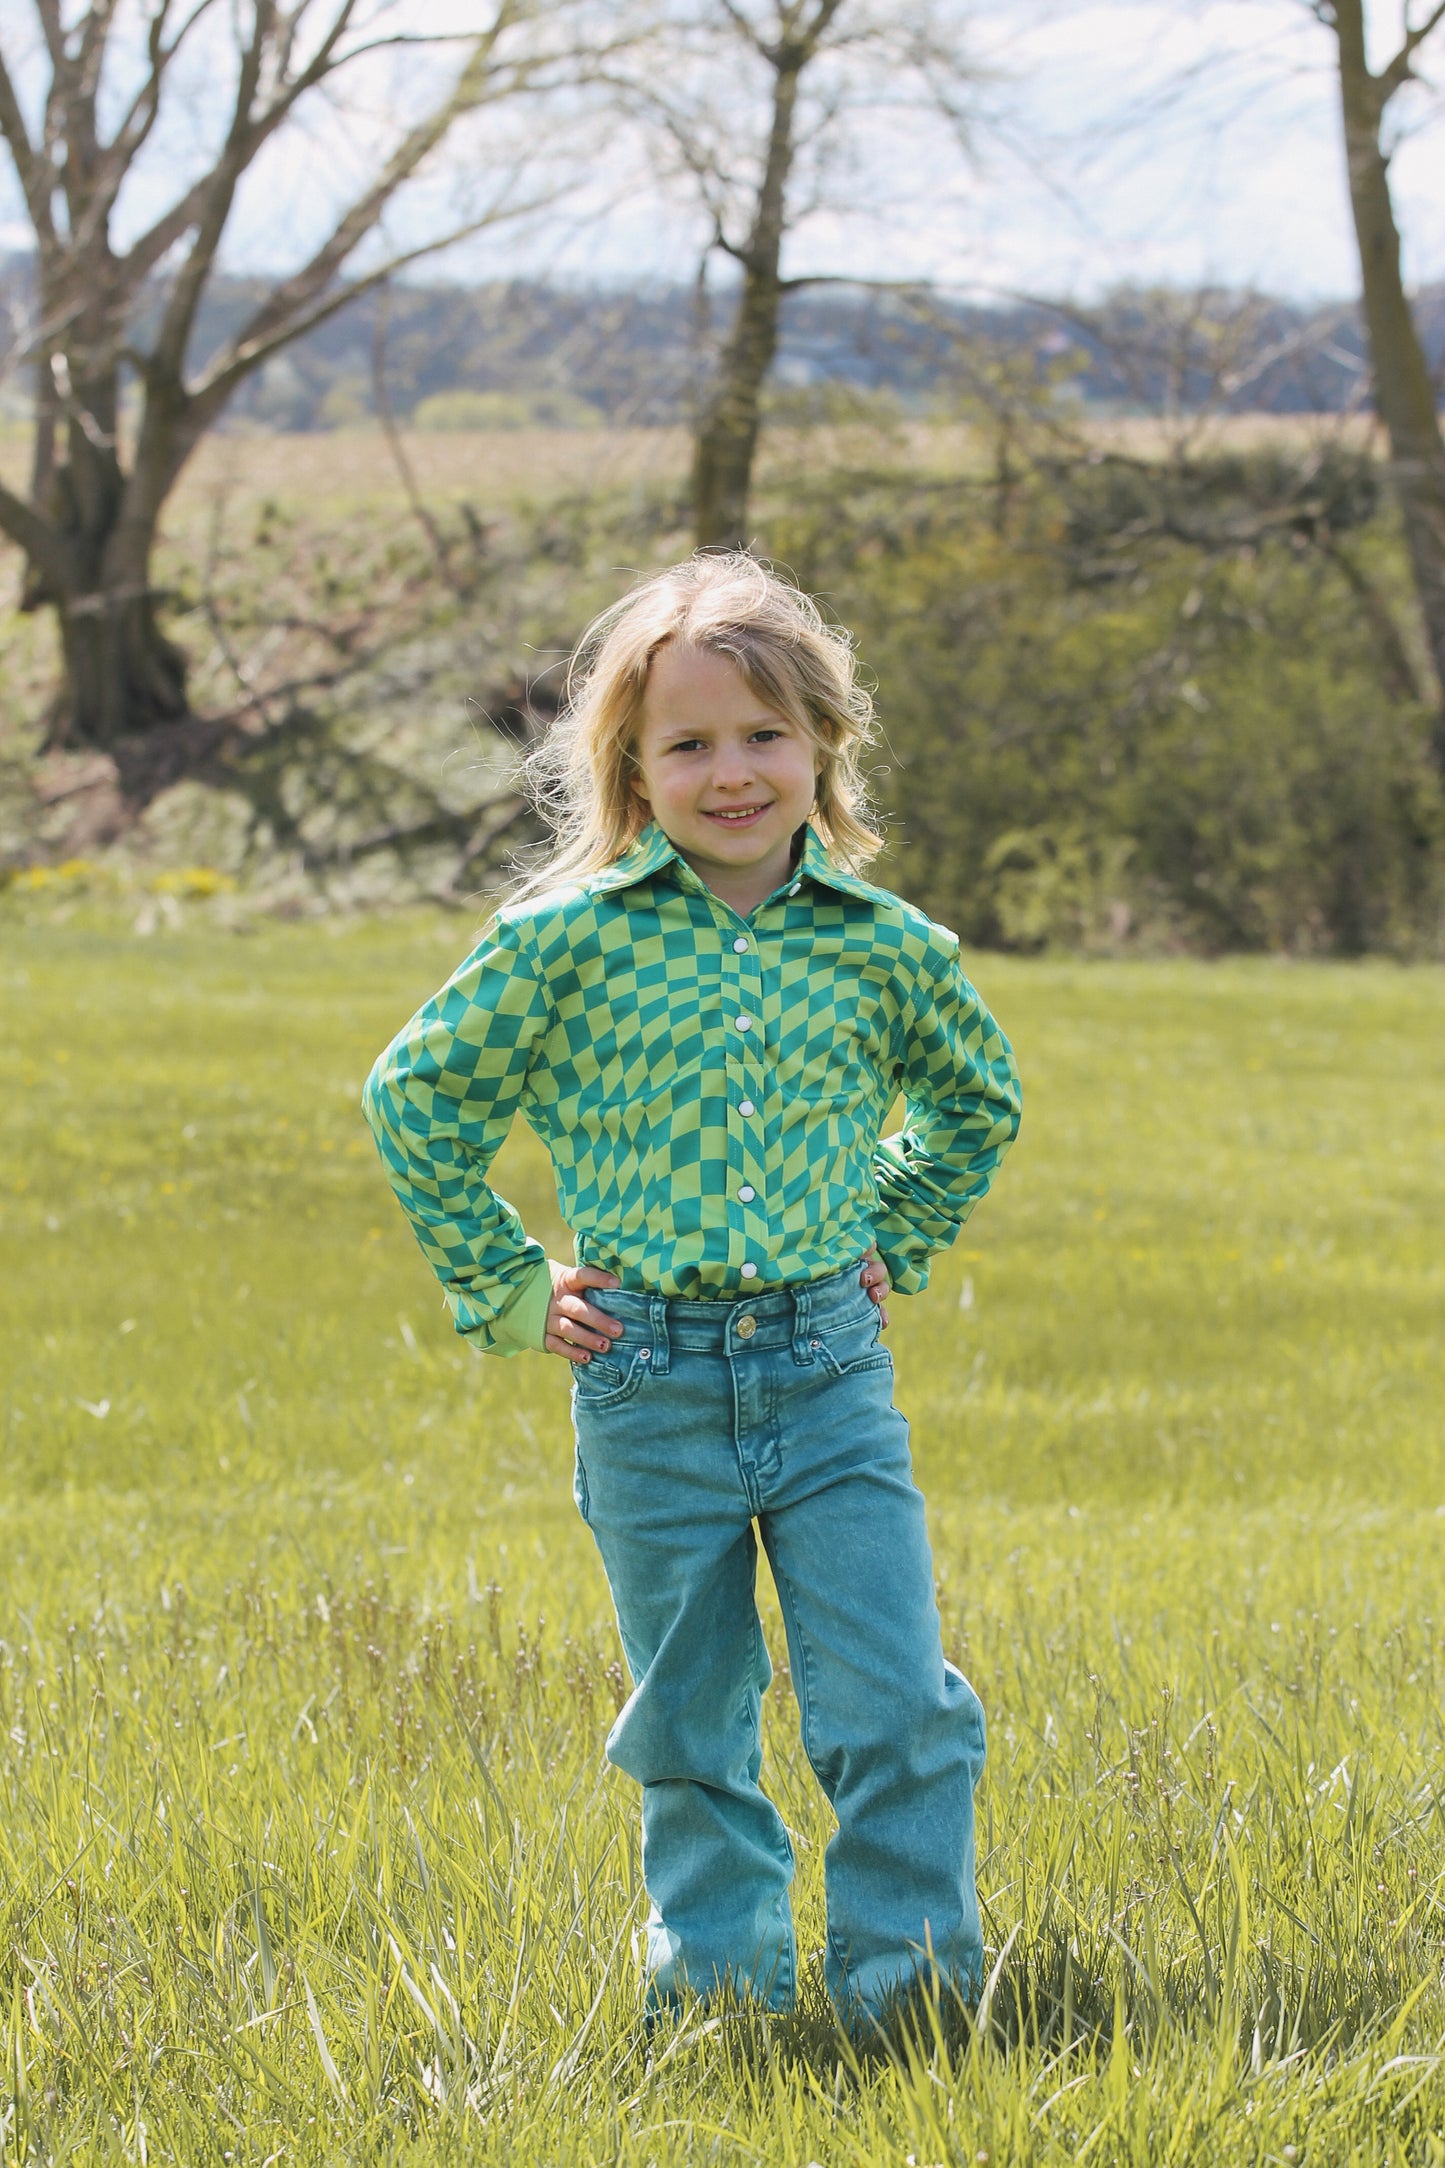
[
  {"xmin": 0, "ymin": 409, "xmax": 1383, "ymax": 525},
  {"xmin": 2, "ymin": 920, "xmax": 1443, "ymax": 2162},
  {"xmin": 173, "ymin": 422, "xmax": 696, "ymax": 518}
]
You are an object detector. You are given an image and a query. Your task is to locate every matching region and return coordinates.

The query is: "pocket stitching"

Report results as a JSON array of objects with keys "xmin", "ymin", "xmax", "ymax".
[
  {"xmin": 572, "ymin": 1350, "xmax": 648, "ymax": 1409},
  {"xmin": 819, "ymin": 1350, "xmax": 893, "ymax": 1379},
  {"xmin": 813, "ymin": 1310, "xmax": 890, "ymax": 1379}
]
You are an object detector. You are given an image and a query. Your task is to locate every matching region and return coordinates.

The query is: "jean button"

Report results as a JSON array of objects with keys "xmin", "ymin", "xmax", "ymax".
[{"xmin": 736, "ymin": 1315, "xmax": 758, "ymax": 1340}]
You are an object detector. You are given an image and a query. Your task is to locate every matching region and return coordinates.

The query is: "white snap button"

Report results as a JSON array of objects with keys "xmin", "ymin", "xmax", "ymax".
[
  {"xmin": 740, "ymin": 1262, "xmax": 758, "ymax": 1279},
  {"xmin": 738, "ymin": 1185, "xmax": 756, "ymax": 1202},
  {"xmin": 734, "ymin": 1014, "xmax": 752, "ymax": 1032},
  {"xmin": 788, "ymin": 882, "xmax": 800, "ymax": 895},
  {"xmin": 732, "ymin": 936, "xmax": 748, "ymax": 953},
  {"xmin": 738, "ymin": 1099, "xmax": 755, "ymax": 1117}
]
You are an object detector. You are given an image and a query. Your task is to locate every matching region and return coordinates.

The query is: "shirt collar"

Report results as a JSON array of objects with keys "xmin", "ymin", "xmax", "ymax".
[{"xmin": 585, "ymin": 820, "xmax": 881, "ymax": 905}]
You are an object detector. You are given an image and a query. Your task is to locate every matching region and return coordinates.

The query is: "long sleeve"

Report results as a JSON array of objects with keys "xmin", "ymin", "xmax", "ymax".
[
  {"xmin": 362, "ymin": 913, "xmax": 554, "ymax": 1355},
  {"xmin": 871, "ymin": 933, "xmax": 1021, "ymax": 1295}
]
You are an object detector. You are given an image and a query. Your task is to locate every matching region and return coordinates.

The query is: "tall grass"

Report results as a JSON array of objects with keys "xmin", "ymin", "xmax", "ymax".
[{"xmin": 2, "ymin": 915, "xmax": 1444, "ymax": 2163}]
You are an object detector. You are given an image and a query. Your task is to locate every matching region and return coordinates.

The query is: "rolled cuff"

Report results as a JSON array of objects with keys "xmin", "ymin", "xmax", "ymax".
[{"xmin": 471, "ymin": 1254, "xmax": 555, "ymax": 1356}]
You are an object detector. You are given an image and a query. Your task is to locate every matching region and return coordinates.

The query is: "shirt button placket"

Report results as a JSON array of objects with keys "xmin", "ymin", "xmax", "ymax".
[{"xmin": 727, "ymin": 920, "xmax": 766, "ymax": 1285}]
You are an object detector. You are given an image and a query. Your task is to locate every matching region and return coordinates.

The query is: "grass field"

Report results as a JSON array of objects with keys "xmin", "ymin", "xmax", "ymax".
[{"xmin": 2, "ymin": 917, "xmax": 1444, "ymax": 2164}]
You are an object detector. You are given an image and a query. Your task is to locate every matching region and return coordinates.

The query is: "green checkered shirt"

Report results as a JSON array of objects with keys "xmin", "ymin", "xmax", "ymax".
[{"xmin": 363, "ymin": 822, "xmax": 1021, "ymax": 1355}]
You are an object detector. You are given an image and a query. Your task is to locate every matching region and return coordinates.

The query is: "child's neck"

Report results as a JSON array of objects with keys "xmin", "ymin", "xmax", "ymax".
[{"xmin": 675, "ymin": 832, "xmax": 801, "ymax": 919}]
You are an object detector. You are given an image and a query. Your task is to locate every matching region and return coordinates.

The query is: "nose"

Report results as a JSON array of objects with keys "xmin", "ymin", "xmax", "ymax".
[{"xmin": 711, "ymin": 743, "xmax": 755, "ymax": 790}]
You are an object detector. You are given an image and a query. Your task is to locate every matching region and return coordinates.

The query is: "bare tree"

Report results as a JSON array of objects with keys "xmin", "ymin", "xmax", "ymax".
[
  {"xmin": 0, "ymin": 0, "xmax": 584, "ymax": 750},
  {"xmin": 1312, "ymin": 0, "xmax": 1445, "ymax": 764},
  {"xmin": 621, "ymin": 1, "xmax": 978, "ymax": 549}
]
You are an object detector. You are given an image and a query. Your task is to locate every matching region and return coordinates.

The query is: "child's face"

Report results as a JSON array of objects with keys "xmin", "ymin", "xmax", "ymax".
[{"xmin": 631, "ymin": 643, "xmax": 820, "ymax": 896}]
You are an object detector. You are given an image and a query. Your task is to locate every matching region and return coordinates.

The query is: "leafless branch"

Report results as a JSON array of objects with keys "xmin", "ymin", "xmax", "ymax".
[
  {"xmin": 190, "ymin": 184, "xmax": 559, "ymax": 418},
  {"xmin": 371, "ymin": 276, "xmax": 467, "ymax": 596},
  {"xmin": 1378, "ymin": 0, "xmax": 1445, "ymax": 101},
  {"xmin": 0, "ymin": 472, "xmax": 70, "ymax": 580},
  {"xmin": 0, "ymin": 44, "xmax": 56, "ymax": 241}
]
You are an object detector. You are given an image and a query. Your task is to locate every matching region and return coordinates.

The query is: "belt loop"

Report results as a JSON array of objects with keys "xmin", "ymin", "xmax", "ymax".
[
  {"xmin": 647, "ymin": 1294, "xmax": 671, "ymax": 1375},
  {"xmin": 791, "ymin": 1280, "xmax": 814, "ymax": 1366}
]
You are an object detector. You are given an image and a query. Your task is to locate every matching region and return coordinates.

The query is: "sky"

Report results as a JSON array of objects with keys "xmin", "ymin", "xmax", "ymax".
[{"xmin": 4, "ymin": 0, "xmax": 1445, "ymax": 304}]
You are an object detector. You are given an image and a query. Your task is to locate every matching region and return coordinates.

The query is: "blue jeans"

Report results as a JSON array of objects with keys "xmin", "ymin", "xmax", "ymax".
[{"xmin": 570, "ymin": 1263, "xmax": 986, "ymax": 2016}]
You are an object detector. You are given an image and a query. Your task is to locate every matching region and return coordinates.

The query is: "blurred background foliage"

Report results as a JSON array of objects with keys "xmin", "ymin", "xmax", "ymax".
[
  {"xmin": 769, "ymin": 443, "xmax": 1443, "ymax": 955},
  {"xmin": 8, "ymin": 409, "xmax": 1445, "ymax": 953},
  {"xmin": 4, "ymin": 408, "xmax": 1442, "ymax": 956}
]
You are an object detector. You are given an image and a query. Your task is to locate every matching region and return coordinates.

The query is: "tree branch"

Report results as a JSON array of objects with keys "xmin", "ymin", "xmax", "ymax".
[
  {"xmin": 33, "ymin": 0, "xmax": 67, "ymax": 75},
  {"xmin": 0, "ymin": 475, "xmax": 69, "ymax": 587},
  {"xmin": 717, "ymin": 0, "xmax": 771, "ymax": 57},
  {"xmin": 1379, "ymin": 0, "xmax": 1445, "ymax": 101},
  {"xmin": 76, "ymin": 0, "xmax": 122, "ymax": 86},
  {"xmin": 121, "ymin": 163, "xmax": 245, "ymax": 287},
  {"xmin": 84, "ymin": 0, "xmax": 224, "ymax": 235},
  {"xmin": 189, "ymin": 191, "xmax": 557, "ymax": 418},
  {"xmin": 147, "ymin": 0, "xmax": 295, "ymax": 381},
  {"xmin": 0, "ymin": 41, "xmax": 56, "ymax": 242},
  {"xmin": 776, "ymin": 270, "xmax": 926, "ymax": 292},
  {"xmin": 1320, "ymin": 532, "xmax": 1434, "ymax": 703},
  {"xmin": 115, "ymin": 13, "xmax": 527, "ymax": 291},
  {"xmin": 187, "ymin": 16, "xmax": 531, "ymax": 405},
  {"xmin": 802, "ymin": 0, "xmax": 850, "ymax": 47},
  {"xmin": 371, "ymin": 276, "xmax": 466, "ymax": 595}
]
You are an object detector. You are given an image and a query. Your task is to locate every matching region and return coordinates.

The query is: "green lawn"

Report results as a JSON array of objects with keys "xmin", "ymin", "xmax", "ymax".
[{"xmin": 2, "ymin": 917, "xmax": 1444, "ymax": 2164}]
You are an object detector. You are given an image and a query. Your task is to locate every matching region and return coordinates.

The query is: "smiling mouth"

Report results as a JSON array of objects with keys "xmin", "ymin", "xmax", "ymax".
[{"xmin": 703, "ymin": 804, "xmax": 772, "ymax": 825}]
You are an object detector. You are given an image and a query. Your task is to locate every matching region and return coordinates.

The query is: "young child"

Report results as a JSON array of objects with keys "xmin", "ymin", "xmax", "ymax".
[{"xmin": 363, "ymin": 553, "xmax": 1021, "ymax": 2022}]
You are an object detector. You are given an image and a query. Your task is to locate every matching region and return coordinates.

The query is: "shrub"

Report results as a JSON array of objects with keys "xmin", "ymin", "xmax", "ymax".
[{"xmin": 765, "ymin": 465, "xmax": 1445, "ymax": 954}]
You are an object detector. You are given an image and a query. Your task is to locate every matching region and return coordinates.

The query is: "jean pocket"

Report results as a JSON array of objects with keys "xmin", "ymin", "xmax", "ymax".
[
  {"xmin": 571, "ymin": 1347, "xmax": 650, "ymax": 1411},
  {"xmin": 811, "ymin": 1303, "xmax": 892, "ymax": 1379}
]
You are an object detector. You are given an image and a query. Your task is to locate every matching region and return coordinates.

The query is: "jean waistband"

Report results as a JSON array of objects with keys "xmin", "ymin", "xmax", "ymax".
[{"xmin": 590, "ymin": 1260, "xmax": 874, "ymax": 1364}]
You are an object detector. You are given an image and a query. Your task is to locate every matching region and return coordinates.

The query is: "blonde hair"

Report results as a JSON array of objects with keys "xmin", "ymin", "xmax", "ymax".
[{"xmin": 512, "ymin": 552, "xmax": 882, "ymax": 900}]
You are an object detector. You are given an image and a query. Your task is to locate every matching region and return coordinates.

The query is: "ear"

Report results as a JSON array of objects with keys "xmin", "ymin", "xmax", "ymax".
[{"xmin": 629, "ymin": 769, "xmax": 650, "ymax": 803}]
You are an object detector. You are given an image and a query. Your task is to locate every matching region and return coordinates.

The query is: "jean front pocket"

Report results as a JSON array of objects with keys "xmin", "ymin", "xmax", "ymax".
[
  {"xmin": 571, "ymin": 1345, "xmax": 652, "ymax": 1412},
  {"xmin": 810, "ymin": 1301, "xmax": 892, "ymax": 1380}
]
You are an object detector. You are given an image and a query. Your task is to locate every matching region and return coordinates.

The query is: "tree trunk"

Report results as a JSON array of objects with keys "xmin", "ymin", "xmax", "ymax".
[
  {"xmin": 1334, "ymin": 0, "xmax": 1445, "ymax": 767},
  {"xmin": 692, "ymin": 59, "xmax": 801, "ymax": 550},
  {"xmin": 28, "ymin": 343, "xmax": 195, "ymax": 746},
  {"xmin": 55, "ymin": 575, "xmax": 190, "ymax": 747},
  {"xmin": 693, "ymin": 262, "xmax": 787, "ymax": 549}
]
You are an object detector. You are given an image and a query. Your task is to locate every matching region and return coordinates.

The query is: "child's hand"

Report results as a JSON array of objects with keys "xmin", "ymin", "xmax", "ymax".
[
  {"xmin": 545, "ymin": 1261, "xmax": 624, "ymax": 1364},
  {"xmin": 860, "ymin": 1247, "xmax": 890, "ymax": 1328}
]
